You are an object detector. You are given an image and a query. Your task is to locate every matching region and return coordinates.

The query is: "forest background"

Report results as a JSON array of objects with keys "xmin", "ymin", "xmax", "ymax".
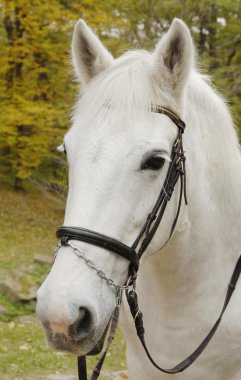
[
  {"xmin": 0, "ymin": 1, "xmax": 240, "ymax": 379},
  {"xmin": 0, "ymin": 0, "xmax": 240, "ymax": 192}
]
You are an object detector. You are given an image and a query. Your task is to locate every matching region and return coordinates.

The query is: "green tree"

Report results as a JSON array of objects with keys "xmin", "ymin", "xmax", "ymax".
[
  {"xmin": 113, "ymin": 0, "xmax": 241, "ymax": 127},
  {"xmin": 0, "ymin": 0, "xmax": 73, "ymax": 189},
  {"xmin": 0, "ymin": 0, "xmax": 240, "ymax": 191}
]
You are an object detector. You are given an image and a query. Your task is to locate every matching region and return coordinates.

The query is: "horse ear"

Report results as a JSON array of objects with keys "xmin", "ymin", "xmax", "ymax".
[
  {"xmin": 152, "ymin": 18, "xmax": 193, "ymax": 97},
  {"xmin": 72, "ymin": 19, "xmax": 114, "ymax": 85}
]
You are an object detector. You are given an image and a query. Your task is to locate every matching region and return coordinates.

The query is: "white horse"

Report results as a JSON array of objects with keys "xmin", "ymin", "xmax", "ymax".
[{"xmin": 36, "ymin": 18, "xmax": 241, "ymax": 380}]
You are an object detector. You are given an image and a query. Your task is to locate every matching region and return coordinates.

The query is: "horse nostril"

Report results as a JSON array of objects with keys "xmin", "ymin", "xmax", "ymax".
[{"xmin": 71, "ymin": 307, "xmax": 93, "ymax": 341}]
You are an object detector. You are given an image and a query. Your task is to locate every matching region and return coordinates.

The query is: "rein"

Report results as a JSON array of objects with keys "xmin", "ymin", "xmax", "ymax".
[{"xmin": 55, "ymin": 106, "xmax": 241, "ymax": 379}]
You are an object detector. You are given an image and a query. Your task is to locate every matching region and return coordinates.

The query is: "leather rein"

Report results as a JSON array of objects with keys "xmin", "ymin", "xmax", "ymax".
[{"xmin": 55, "ymin": 106, "xmax": 241, "ymax": 379}]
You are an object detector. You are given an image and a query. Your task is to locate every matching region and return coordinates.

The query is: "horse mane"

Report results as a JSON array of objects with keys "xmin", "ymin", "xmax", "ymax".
[{"xmin": 187, "ymin": 71, "xmax": 240, "ymax": 153}]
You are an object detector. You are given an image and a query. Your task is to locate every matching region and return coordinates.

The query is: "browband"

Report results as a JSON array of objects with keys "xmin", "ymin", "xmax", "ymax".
[{"xmin": 151, "ymin": 105, "xmax": 186, "ymax": 133}]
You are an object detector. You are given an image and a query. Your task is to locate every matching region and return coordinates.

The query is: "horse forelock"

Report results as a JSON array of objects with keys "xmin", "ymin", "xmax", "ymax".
[{"xmin": 72, "ymin": 49, "xmax": 182, "ymax": 127}]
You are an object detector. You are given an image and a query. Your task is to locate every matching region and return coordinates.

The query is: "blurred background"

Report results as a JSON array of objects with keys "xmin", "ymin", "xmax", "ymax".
[{"xmin": 0, "ymin": 1, "xmax": 240, "ymax": 379}]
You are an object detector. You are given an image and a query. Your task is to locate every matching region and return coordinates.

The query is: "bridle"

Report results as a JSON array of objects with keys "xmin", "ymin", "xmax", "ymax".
[
  {"xmin": 55, "ymin": 106, "xmax": 241, "ymax": 380},
  {"xmin": 57, "ymin": 105, "xmax": 186, "ymax": 277}
]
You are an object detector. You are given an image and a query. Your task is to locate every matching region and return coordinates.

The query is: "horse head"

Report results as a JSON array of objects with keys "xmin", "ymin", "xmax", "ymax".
[{"xmin": 36, "ymin": 18, "xmax": 193, "ymax": 356}]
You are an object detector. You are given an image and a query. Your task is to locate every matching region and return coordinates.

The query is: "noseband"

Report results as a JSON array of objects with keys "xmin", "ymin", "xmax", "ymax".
[{"xmin": 55, "ymin": 106, "xmax": 241, "ymax": 380}]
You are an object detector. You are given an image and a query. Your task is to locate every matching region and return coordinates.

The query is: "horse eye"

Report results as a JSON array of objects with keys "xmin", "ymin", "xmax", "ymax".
[
  {"xmin": 141, "ymin": 155, "xmax": 165, "ymax": 170},
  {"xmin": 57, "ymin": 143, "xmax": 66, "ymax": 155}
]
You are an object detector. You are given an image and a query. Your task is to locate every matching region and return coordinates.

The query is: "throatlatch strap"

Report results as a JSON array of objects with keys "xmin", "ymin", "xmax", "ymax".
[{"xmin": 126, "ymin": 253, "xmax": 241, "ymax": 374}]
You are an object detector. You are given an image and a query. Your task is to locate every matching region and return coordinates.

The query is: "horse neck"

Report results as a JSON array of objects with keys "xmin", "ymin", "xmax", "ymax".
[
  {"xmin": 183, "ymin": 72, "xmax": 241, "ymax": 251},
  {"xmin": 141, "ymin": 73, "xmax": 241, "ymax": 302}
]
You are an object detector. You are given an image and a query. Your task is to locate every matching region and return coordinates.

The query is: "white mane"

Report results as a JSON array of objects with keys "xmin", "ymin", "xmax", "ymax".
[{"xmin": 186, "ymin": 72, "xmax": 241, "ymax": 208}]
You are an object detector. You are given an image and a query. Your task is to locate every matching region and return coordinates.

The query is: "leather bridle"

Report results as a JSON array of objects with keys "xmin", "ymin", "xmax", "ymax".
[{"xmin": 55, "ymin": 106, "xmax": 241, "ymax": 380}]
